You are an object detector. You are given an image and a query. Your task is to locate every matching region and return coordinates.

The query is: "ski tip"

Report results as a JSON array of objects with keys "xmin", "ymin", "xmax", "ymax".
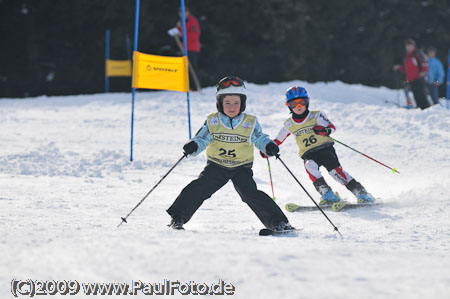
[
  {"xmin": 259, "ymin": 229, "xmax": 272, "ymax": 236},
  {"xmin": 285, "ymin": 203, "xmax": 299, "ymax": 212},
  {"xmin": 332, "ymin": 202, "xmax": 346, "ymax": 212}
]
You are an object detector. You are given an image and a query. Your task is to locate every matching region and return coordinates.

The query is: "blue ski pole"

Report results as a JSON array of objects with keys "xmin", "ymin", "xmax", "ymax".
[{"xmin": 446, "ymin": 49, "xmax": 450, "ymax": 110}]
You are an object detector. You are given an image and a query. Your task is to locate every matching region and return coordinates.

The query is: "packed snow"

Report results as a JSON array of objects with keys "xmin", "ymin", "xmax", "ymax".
[{"xmin": 1, "ymin": 81, "xmax": 449, "ymax": 298}]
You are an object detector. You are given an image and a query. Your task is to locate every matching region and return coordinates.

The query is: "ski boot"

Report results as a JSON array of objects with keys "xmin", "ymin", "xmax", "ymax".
[
  {"xmin": 168, "ymin": 216, "xmax": 184, "ymax": 230},
  {"xmin": 346, "ymin": 179, "xmax": 375, "ymax": 203},
  {"xmin": 319, "ymin": 190, "xmax": 340, "ymax": 205},
  {"xmin": 356, "ymin": 192, "xmax": 376, "ymax": 203},
  {"xmin": 272, "ymin": 221, "xmax": 295, "ymax": 232}
]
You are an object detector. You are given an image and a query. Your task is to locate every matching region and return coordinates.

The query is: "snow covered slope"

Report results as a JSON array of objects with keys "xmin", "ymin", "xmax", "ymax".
[{"xmin": 1, "ymin": 81, "xmax": 449, "ymax": 298}]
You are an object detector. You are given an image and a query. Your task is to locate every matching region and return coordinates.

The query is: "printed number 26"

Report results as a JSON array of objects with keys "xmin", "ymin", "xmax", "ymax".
[{"xmin": 302, "ymin": 136, "xmax": 317, "ymax": 147}]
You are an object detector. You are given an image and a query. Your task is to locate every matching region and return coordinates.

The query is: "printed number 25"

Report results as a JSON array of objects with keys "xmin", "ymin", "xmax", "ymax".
[
  {"xmin": 302, "ymin": 136, "xmax": 317, "ymax": 147},
  {"xmin": 219, "ymin": 148, "xmax": 236, "ymax": 158}
]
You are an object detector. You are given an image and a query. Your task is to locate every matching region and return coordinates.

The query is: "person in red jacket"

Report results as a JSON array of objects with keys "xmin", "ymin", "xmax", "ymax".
[
  {"xmin": 393, "ymin": 38, "xmax": 430, "ymax": 109},
  {"xmin": 168, "ymin": 6, "xmax": 201, "ymax": 90}
]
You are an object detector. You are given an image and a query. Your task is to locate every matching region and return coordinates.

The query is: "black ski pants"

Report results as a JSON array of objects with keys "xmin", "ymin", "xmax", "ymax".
[
  {"xmin": 410, "ymin": 78, "xmax": 430, "ymax": 110},
  {"xmin": 167, "ymin": 162, "xmax": 288, "ymax": 228}
]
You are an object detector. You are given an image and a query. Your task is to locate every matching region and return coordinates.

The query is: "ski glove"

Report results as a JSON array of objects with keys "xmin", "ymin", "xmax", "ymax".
[
  {"xmin": 265, "ymin": 142, "xmax": 279, "ymax": 157},
  {"xmin": 183, "ymin": 141, "xmax": 198, "ymax": 155},
  {"xmin": 313, "ymin": 125, "xmax": 332, "ymax": 137}
]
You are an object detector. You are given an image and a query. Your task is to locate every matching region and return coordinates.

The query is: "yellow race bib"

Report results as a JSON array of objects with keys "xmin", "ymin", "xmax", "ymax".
[
  {"xmin": 284, "ymin": 111, "xmax": 334, "ymax": 157},
  {"xmin": 206, "ymin": 113, "xmax": 256, "ymax": 168}
]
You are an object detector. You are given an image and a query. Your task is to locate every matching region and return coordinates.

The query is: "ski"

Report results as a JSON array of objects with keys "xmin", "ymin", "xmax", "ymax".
[
  {"xmin": 332, "ymin": 202, "xmax": 379, "ymax": 211},
  {"xmin": 384, "ymin": 99, "xmax": 413, "ymax": 109},
  {"xmin": 259, "ymin": 228, "xmax": 300, "ymax": 236},
  {"xmin": 173, "ymin": 35, "xmax": 202, "ymax": 92},
  {"xmin": 285, "ymin": 203, "xmax": 332, "ymax": 212},
  {"xmin": 285, "ymin": 202, "xmax": 379, "ymax": 213}
]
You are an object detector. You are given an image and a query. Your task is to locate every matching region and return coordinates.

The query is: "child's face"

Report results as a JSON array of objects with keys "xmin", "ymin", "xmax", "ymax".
[
  {"xmin": 222, "ymin": 95, "xmax": 241, "ymax": 118},
  {"xmin": 287, "ymin": 98, "xmax": 308, "ymax": 115},
  {"xmin": 292, "ymin": 104, "xmax": 306, "ymax": 115}
]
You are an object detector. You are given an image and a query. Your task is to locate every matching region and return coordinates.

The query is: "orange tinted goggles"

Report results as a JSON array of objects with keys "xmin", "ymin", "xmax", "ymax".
[
  {"xmin": 286, "ymin": 98, "xmax": 308, "ymax": 109},
  {"xmin": 217, "ymin": 78, "xmax": 245, "ymax": 90}
]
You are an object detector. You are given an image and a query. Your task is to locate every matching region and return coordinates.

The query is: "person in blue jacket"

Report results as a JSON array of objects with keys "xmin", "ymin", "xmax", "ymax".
[
  {"xmin": 426, "ymin": 47, "xmax": 445, "ymax": 105},
  {"xmin": 166, "ymin": 76, "xmax": 293, "ymax": 232}
]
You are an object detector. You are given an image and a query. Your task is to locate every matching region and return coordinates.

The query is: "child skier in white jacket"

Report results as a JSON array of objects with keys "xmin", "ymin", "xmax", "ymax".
[{"xmin": 269, "ymin": 86, "xmax": 375, "ymax": 205}]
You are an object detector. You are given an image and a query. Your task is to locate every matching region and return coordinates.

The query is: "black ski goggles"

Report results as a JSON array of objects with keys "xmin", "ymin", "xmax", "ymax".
[{"xmin": 216, "ymin": 76, "xmax": 245, "ymax": 91}]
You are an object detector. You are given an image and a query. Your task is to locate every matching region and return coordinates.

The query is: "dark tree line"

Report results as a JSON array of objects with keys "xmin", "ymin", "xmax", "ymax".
[{"xmin": 1, "ymin": 0, "xmax": 449, "ymax": 98}]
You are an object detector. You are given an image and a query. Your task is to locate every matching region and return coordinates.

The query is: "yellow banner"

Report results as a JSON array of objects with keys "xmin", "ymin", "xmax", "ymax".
[
  {"xmin": 105, "ymin": 59, "xmax": 132, "ymax": 77},
  {"xmin": 132, "ymin": 51, "xmax": 189, "ymax": 92}
]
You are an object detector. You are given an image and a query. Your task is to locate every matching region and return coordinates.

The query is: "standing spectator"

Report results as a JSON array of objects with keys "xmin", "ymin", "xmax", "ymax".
[
  {"xmin": 168, "ymin": 6, "xmax": 201, "ymax": 90},
  {"xmin": 426, "ymin": 47, "xmax": 445, "ymax": 105},
  {"xmin": 393, "ymin": 38, "xmax": 430, "ymax": 110}
]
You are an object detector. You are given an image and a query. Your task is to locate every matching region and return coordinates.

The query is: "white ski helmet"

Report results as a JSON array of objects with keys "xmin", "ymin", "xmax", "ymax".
[{"xmin": 216, "ymin": 76, "xmax": 247, "ymax": 114}]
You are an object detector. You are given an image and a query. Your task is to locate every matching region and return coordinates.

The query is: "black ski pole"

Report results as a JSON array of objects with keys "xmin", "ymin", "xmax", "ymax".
[
  {"xmin": 117, "ymin": 154, "xmax": 186, "ymax": 227},
  {"xmin": 276, "ymin": 155, "xmax": 343, "ymax": 238}
]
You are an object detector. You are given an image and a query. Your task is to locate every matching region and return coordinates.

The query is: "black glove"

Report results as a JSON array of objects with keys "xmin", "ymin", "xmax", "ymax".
[
  {"xmin": 312, "ymin": 125, "xmax": 332, "ymax": 137},
  {"xmin": 183, "ymin": 141, "xmax": 198, "ymax": 155},
  {"xmin": 265, "ymin": 142, "xmax": 279, "ymax": 157}
]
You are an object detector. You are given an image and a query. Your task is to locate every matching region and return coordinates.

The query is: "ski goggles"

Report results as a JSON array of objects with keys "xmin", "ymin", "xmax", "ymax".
[
  {"xmin": 216, "ymin": 77, "xmax": 245, "ymax": 91},
  {"xmin": 286, "ymin": 98, "xmax": 308, "ymax": 109}
]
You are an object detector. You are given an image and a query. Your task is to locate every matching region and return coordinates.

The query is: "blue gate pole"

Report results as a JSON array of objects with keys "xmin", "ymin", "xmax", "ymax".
[
  {"xmin": 446, "ymin": 49, "xmax": 450, "ymax": 110},
  {"xmin": 180, "ymin": 0, "xmax": 192, "ymax": 139},
  {"xmin": 105, "ymin": 29, "xmax": 110, "ymax": 93},
  {"xmin": 126, "ymin": 33, "xmax": 133, "ymax": 91},
  {"xmin": 130, "ymin": 0, "xmax": 140, "ymax": 161}
]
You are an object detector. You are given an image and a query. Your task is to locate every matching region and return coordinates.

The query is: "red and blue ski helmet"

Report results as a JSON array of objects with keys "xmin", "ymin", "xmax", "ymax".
[{"xmin": 285, "ymin": 86, "xmax": 309, "ymax": 103}]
